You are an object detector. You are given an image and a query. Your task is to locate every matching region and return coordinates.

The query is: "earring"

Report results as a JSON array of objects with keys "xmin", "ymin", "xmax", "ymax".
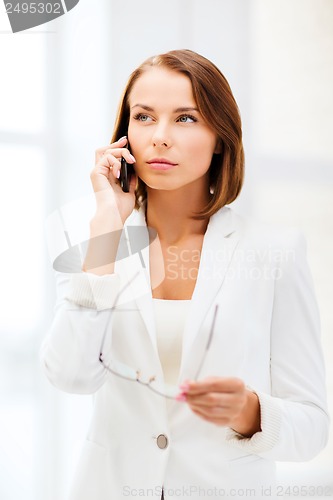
[{"xmin": 209, "ymin": 186, "xmax": 215, "ymax": 195}]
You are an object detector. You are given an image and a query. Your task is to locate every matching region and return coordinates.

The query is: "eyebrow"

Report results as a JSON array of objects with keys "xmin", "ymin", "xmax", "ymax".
[{"xmin": 131, "ymin": 104, "xmax": 199, "ymax": 113}]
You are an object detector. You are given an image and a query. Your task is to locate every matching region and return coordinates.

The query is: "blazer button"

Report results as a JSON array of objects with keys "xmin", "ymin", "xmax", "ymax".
[{"xmin": 156, "ymin": 434, "xmax": 168, "ymax": 449}]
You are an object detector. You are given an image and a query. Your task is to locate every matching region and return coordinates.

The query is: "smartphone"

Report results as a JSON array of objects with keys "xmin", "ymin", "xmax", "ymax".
[{"xmin": 120, "ymin": 156, "xmax": 134, "ymax": 193}]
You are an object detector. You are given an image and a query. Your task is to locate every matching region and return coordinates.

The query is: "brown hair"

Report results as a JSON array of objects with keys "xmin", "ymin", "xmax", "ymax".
[{"xmin": 111, "ymin": 49, "xmax": 244, "ymax": 219}]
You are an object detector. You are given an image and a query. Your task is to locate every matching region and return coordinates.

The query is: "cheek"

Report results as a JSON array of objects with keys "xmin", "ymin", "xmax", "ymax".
[
  {"xmin": 128, "ymin": 132, "xmax": 151, "ymax": 164},
  {"xmin": 127, "ymin": 137, "xmax": 141, "ymax": 159},
  {"xmin": 186, "ymin": 135, "xmax": 216, "ymax": 167},
  {"xmin": 127, "ymin": 122, "xmax": 141, "ymax": 153}
]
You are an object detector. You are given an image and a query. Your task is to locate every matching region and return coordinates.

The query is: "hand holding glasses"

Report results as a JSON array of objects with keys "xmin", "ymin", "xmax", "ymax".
[{"xmin": 99, "ymin": 275, "xmax": 219, "ymax": 400}]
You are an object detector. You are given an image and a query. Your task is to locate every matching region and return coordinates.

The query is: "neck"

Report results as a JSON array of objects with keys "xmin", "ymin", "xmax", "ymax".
[{"xmin": 146, "ymin": 184, "xmax": 211, "ymax": 244}]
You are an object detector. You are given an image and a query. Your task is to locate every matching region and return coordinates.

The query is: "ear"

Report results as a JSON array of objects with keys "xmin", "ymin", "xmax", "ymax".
[{"xmin": 214, "ymin": 138, "xmax": 222, "ymax": 155}]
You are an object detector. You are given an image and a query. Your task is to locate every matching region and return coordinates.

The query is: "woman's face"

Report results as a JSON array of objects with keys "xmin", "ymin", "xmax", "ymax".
[{"xmin": 127, "ymin": 67, "xmax": 219, "ymax": 193}]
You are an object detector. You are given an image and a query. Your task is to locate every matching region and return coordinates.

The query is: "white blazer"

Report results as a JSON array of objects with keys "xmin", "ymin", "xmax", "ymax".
[{"xmin": 40, "ymin": 205, "xmax": 329, "ymax": 500}]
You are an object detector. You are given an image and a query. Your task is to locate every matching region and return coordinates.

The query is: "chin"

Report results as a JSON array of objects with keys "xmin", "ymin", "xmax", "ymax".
[
  {"xmin": 146, "ymin": 182, "xmax": 196, "ymax": 194},
  {"xmin": 145, "ymin": 183, "xmax": 177, "ymax": 192},
  {"xmin": 139, "ymin": 176, "xmax": 177, "ymax": 192},
  {"xmin": 139, "ymin": 172, "xmax": 208, "ymax": 193}
]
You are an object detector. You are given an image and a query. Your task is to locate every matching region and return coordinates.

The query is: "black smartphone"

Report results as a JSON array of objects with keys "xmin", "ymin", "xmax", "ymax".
[{"xmin": 120, "ymin": 157, "xmax": 134, "ymax": 193}]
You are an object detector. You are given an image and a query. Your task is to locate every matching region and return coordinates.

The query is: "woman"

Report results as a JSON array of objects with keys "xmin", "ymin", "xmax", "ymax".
[{"xmin": 41, "ymin": 50, "xmax": 329, "ymax": 500}]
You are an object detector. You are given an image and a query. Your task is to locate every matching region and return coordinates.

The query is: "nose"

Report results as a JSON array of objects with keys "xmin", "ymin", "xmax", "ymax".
[{"xmin": 151, "ymin": 121, "xmax": 171, "ymax": 148}]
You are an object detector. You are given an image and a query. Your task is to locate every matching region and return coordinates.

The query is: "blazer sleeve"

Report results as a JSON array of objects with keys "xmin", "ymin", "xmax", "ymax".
[
  {"xmin": 39, "ymin": 271, "xmax": 121, "ymax": 394},
  {"xmin": 225, "ymin": 230, "xmax": 330, "ymax": 461}
]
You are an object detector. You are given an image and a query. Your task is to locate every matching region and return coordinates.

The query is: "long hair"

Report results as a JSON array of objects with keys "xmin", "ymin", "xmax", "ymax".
[{"xmin": 111, "ymin": 49, "xmax": 244, "ymax": 219}]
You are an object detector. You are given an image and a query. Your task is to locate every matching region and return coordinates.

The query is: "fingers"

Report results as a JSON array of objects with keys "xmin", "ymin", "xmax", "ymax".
[
  {"xmin": 186, "ymin": 394, "xmax": 243, "ymax": 427},
  {"xmin": 96, "ymin": 137, "xmax": 135, "ymax": 164},
  {"xmin": 189, "ymin": 405, "xmax": 233, "ymax": 425},
  {"xmin": 94, "ymin": 137, "xmax": 136, "ymax": 183},
  {"xmin": 102, "ymin": 151, "xmax": 136, "ymax": 181},
  {"xmin": 99, "ymin": 152, "xmax": 122, "ymax": 181},
  {"xmin": 176, "ymin": 377, "xmax": 248, "ymax": 426},
  {"xmin": 95, "ymin": 136, "xmax": 127, "ymax": 161},
  {"xmin": 185, "ymin": 390, "xmax": 246, "ymax": 419},
  {"xmin": 186, "ymin": 392, "xmax": 237, "ymax": 408},
  {"xmin": 181, "ymin": 377, "xmax": 245, "ymax": 396}
]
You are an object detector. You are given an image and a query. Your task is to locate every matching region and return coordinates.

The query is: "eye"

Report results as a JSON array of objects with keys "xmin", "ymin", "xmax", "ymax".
[
  {"xmin": 133, "ymin": 113, "xmax": 152, "ymax": 122},
  {"xmin": 177, "ymin": 114, "xmax": 197, "ymax": 123}
]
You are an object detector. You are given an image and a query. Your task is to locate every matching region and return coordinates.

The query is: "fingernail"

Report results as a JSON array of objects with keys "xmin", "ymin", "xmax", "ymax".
[
  {"xmin": 119, "ymin": 136, "xmax": 127, "ymax": 141},
  {"xmin": 129, "ymin": 154, "xmax": 136, "ymax": 162},
  {"xmin": 179, "ymin": 382, "xmax": 190, "ymax": 392},
  {"xmin": 116, "ymin": 170, "xmax": 120, "ymax": 179},
  {"xmin": 175, "ymin": 393, "xmax": 186, "ymax": 402}
]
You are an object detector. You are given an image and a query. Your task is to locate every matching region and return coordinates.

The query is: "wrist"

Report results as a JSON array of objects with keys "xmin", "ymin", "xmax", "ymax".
[
  {"xmin": 90, "ymin": 212, "xmax": 123, "ymax": 234},
  {"xmin": 82, "ymin": 215, "xmax": 123, "ymax": 275},
  {"xmin": 230, "ymin": 390, "xmax": 261, "ymax": 438}
]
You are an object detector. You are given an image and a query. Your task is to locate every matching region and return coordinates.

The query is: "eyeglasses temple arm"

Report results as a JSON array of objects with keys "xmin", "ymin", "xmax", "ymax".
[
  {"xmin": 192, "ymin": 304, "xmax": 219, "ymax": 381},
  {"xmin": 99, "ymin": 271, "xmax": 140, "ymax": 358}
]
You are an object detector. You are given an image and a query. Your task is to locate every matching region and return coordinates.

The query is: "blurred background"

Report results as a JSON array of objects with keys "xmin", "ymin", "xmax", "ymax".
[{"xmin": 0, "ymin": 0, "xmax": 332, "ymax": 499}]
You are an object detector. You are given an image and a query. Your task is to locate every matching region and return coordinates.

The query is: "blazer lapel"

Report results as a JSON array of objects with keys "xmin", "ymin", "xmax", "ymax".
[
  {"xmin": 179, "ymin": 206, "xmax": 243, "ymax": 378},
  {"xmin": 119, "ymin": 208, "xmax": 159, "ymax": 352},
  {"xmin": 119, "ymin": 206, "xmax": 244, "ymax": 368}
]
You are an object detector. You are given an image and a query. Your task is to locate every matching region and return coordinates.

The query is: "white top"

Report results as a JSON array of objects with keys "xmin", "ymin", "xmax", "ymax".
[{"xmin": 152, "ymin": 299, "xmax": 191, "ymax": 387}]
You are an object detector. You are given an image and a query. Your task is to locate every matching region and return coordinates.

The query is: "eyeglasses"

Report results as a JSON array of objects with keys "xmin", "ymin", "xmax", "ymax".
[{"xmin": 99, "ymin": 275, "xmax": 218, "ymax": 400}]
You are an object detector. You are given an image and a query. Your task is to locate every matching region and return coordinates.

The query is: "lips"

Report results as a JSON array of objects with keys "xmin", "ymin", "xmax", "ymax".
[{"xmin": 147, "ymin": 158, "xmax": 178, "ymax": 170}]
